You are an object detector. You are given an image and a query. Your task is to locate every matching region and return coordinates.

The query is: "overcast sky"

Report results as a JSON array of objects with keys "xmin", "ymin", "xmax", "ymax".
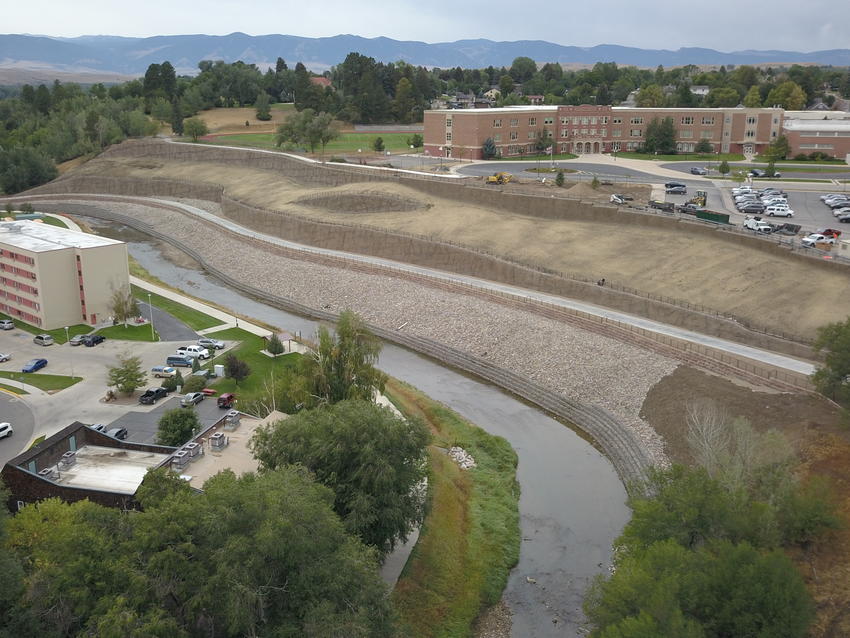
[{"xmin": 7, "ymin": 0, "xmax": 850, "ymax": 52}]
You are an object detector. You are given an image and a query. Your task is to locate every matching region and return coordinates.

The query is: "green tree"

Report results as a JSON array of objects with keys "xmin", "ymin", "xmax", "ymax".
[
  {"xmin": 767, "ymin": 134, "xmax": 790, "ymax": 161},
  {"xmin": 812, "ymin": 317, "xmax": 850, "ymax": 404},
  {"xmin": 156, "ymin": 408, "xmax": 201, "ymax": 446},
  {"xmin": 498, "ymin": 74, "xmax": 514, "ymax": 97},
  {"xmin": 252, "ymin": 399, "xmax": 429, "ymax": 553},
  {"xmin": 705, "ymin": 87, "xmax": 741, "ymax": 107},
  {"xmin": 190, "ymin": 356, "xmax": 201, "ymax": 374},
  {"xmin": 275, "ymin": 108, "xmax": 339, "ymax": 154},
  {"xmin": 182, "ymin": 117, "xmax": 208, "ymax": 142},
  {"xmin": 694, "ymin": 138, "xmax": 713, "ymax": 154},
  {"xmin": 107, "ymin": 353, "xmax": 146, "ymax": 396},
  {"xmin": 644, "ymin": 117, "xmax": 677, "ymax": 154},
  {"xmin": 267, "ymin": 333, "xmax": 285, "ymax": 356},
  {"xmin": 254, "ymin": 91, "xmax": 271, "ymax": 121},
  {"xmin": 300, "ymin": 310, "xmax": 387, "ymax": 405},
  {"xmin": 169, "ymin": 98, "xmax": 184, "ymax": 135},
  {"xmin": 555, "ymin": 170, "xmax": 565, "ymax": 187},
  {"xmin": 224, "ymin": 353, "xmax": 251, "ymax": 385},
  {"xmin": 372, "ymin": 136, "xmax": 385, "ymax": 152},
  {"xmin": 0, "ymin": 147, "xmax": 57, "ymax": 195},
  {"xmin": 636, "ymin": 83, "xmax": 665, "ymax": 107},
  {"xmin": 743, "ymin": 85, "xmax": 763, "ymax": 107},
  {"xmin": 482, "ymin": 137, "xmax": 497, "ymax": 159},
  {"xmin": 407, "ymin": 133, "xmax": 423, "ymax": 148},
  {"xmin": 534, "ymin": 130, "xmax": 553, "ymax": 154},
  {"xmin": 718, "ymin": 159, "xmax": 730, "ymax": 175},
  {"xmin": 393, "ymin": 77, "xmax": 416, "ymax": 123},
  {"xmin": 509, "ymin": 56, "xmax": 537, "ymax": 83},
  {"xmin": 766, "ymin": 80, "xmax": 807, "ymax": 110}
]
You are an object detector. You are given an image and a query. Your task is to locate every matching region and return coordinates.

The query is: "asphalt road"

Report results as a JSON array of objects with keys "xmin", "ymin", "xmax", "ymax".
[
  {"xmin": 137, "ymin": 299, "xmax": 199, "ymax": 341},
  {"xmin": 0, "ymin": 391, "xmax": 35, "ymax": 466}
]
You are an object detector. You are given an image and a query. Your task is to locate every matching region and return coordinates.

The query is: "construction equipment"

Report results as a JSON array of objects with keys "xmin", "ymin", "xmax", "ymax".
[
  {"xmin": 687, "ymin": 190, "xmax": 708, "ymax": 207},
  {"xmin": 485, "ymin": 172, "xmax": 513, "ymax": 185}
]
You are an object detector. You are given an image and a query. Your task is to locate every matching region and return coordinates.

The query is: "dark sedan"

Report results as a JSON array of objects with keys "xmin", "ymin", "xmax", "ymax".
[
  {"xmin": 139, "ymin": 387, "xmax": 168, "ymax": 405},
  {"xmin": 739, "ymin": 202, "xmax": 766, "ymax": 214},
  {"xmin": 81, "ymin": 334, "xmax": 105, "ymax": 347}
]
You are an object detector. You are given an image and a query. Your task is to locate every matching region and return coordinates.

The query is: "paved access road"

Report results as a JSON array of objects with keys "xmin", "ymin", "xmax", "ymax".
[{"xmin": 0, "ymin": 391, "xmax": 35, "ymax": 467}]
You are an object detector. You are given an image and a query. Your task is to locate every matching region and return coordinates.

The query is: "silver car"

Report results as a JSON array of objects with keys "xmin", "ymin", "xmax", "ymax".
[
  {"xmin": 181, "ymin": 392, "xmax": 205, "ymax": 407},
  {"xmin": 0, "ymin": 353, "xmax": 11, "ymax": 362}
]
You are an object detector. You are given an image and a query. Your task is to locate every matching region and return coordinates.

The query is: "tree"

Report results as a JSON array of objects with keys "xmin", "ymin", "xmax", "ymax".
[
  {"xmin": 169, "ymin": 98, "xmax": 184, "ymax": 135},
  {"xmin": 718, "ymin": 159, "xmax": 730, "ymax": 175},
  {"xmin": 644, "ymin": 117, "xmax": 677, "ymax": 154},
  {"xmin": 743, "ymin": 85, "xmax": 763, "ymax": 107},
  {"xmin": 107, "ymin": 353, "xmax": 146, "ymax": 396},
  {"xmin": 555, "ymin": 170, "xmax": 565, "ymax": 187},
  {"xmin": 498, "ymin": 74, "xmax": 514, "ymax": 97},
  {"xmin": 766, "ymin": 80, "xmax": 807, "ymax": 110},
  {"xmin": 108, "ymin": 287, "xmax": 139, "ymax": 327},
  {"xmin": 393, "ymin": 77, "xmax": 416, "ymax": 124},
  {"xmin": 694, "ymin": 138, "xmax": 713, "ymax": 154},
  {"xmin": 224, "ymin": 354, "xmax": 251, "ymax": 385},
  {"xmin": 534, "ymin": 130, "xmax": 553, "ymax": 154},
  {"xmin": 509, "ymin": 56, "xmax": 537, "ymax": 83},
  {"xmin": 767, "ymin": 134, "xmax": 790, "ymax": 161},
  {"xmin": 300, "ymin": 310, "xmax": 387, "ymax": 406},
  {"xmin": 407, "ymin": 133, "xmax": 423, "ymax": 148},
  {"xmin": 812, "ymin": 317, "xmax": 850, "ymax": 404},
  {"xmin": 705, "ymin": 87, "xmax": 741, "ymax": 107},
  {"xmin": 481, "ymin": 137, "xmax": 497, "ymax": 159},
  {"xmin": 182, "ymin": 117, "xmax": 208, "ymax": 142},
  {"xmin": 636, "ymin": 83, "xmax": 665, "ymax": 107},
  {"xmin": 254, "ymin": 91, "xmax": 271, "ymax": 120},
  {"xmin": 372, "ymin": 136, "xmax": 385, "ymax": 152},
  {"xmin": 252, "ymin": 399, "xmax": 429, "ymax": 553},
  {"xmin": 0, "ymin": 147, "xmax": 57, "ymax": 195},
  {"xmin": 267, "ymin": 333, "xmax": 285, "ymax": 356},
  {"xmin": 156, "ymin": 408, "xmax": 201, "ymax": 446},
  {"xmin": 274, "ymin": 109, "xmax": 339, "ymax": 154},
  {"xmin": 191, "ymin": 356, "xmax": 201, "ymax": 374}
]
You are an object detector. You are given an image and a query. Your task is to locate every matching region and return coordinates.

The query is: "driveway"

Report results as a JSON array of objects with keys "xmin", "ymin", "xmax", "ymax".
[
  {"xmin": 0, "ymin": 391, "xmax": 35, "ymax": 466},
  {"xmin": 137, "ymin": 300, "xmax": 199, "ymax": 341}
]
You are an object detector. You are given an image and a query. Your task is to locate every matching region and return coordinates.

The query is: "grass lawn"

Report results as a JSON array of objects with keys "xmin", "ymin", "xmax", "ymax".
[
  {"xmin": 768, "ymin": 166, "xmax": 850, "ymax": 174},
  {"xmin": 0, "ymin": 370, "xmax": 81, "ymax": 392},
  {"xmin": 203, "ymin": 327, "xmax": 300, "ymax": 397},
  {"xmin": 38, "ymin": 215, "xmax": 69, "ymax": 228},
  {"xmin": 131, "ymin": 284, "xmax": 223, "ymax": 331},
  {"xmin": 96, "ymin": 323, "xmax": 159, "ymax": 341},
  {"xmin": 204, "ymin": 131, "xmax": 422, "ymax": 154},
  {"xmin": 616, "ymin": 151, "xmax": 744, "ymax": 162},
  {"xmin": 0, "ymin": 314, "xmax": 91, "ymax": 344},
  {"xmin": 387, "ymin": 379, "xmax": 520, "ymax": 637},
  {"xmin": 756, "ymin": 156, "xmax": 847, "ymax": 165},
  {"xmin": 0, "ymin": 382, "xmax": 28, "ymax": 395}
]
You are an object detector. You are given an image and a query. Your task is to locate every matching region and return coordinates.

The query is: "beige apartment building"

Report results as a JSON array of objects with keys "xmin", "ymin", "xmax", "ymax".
[
  {"xmin": 424, "ymin": 104, "xmax": 784, "ymax": 160},
  {"xmin": 0, "ymin": 221, "xmax": 129, "ymax": 329}
]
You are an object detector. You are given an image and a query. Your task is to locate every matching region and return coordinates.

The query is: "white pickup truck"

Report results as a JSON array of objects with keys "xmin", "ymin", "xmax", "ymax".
[
  {"xmin": 743, "ymin": 216, "xmax": 773, "ymax": 233},
  {"xmin": 176, "ymin": 345, "xmax": 211, "ymax": 360}
]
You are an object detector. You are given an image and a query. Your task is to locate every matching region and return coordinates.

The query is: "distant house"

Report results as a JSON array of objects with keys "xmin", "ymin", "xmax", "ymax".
[
  {"xmin": 484, "ymin": 88, "xmax": 501, "ymax": 101},
  {"xmin": 526, "ymin": 95, "xmax": 545, "ymax": 105},
  {"xmin": 310, "ymin": 76, "xmax": 333, "ymax": 90},
  {"xmin": 690, "ymin": 85, "xmax": 711, "ymax": 97}
]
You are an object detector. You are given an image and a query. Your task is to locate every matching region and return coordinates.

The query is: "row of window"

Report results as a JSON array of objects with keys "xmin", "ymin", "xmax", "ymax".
[
  {"xmin": 0, "ymin": 290, "xmax": 40, "ymax": 310},
  {"xmin": 0, "ymin": 263, "xmax": 36, "ymax": 280},
  {"xmin": 0, "ymin": 249, "xmax": 35, "ymax": 266},
  {"xmin": 0, "ymin": 277, "xmax": 38, "ymax": 296},
  {"xmin": 0, "ymin": 303, "xmax": 40, "ymax": 325}
]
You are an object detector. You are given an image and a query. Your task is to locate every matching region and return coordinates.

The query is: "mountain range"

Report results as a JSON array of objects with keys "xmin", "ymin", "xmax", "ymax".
[{"xmin": 2, "ymin": 32, "xmax": 849, "ymax": 78}]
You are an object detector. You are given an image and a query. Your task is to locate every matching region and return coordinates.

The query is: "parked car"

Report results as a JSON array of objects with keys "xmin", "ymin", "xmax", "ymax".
[
  {"xmin": 197, "ymin": 337, "xmax": 226, "ymax": 350},
  {"xmin": 217, "ymin": 393, "xmax": 237, "ymax": 409},
  {"xmin": 827, "ymin": 199, "xmax": 850, "ymax": 209},
  {"xmin": 665, "ymin": 181, "xmax": 686, "ymax": 189},
  {"xmin": 649, "ymin": 200, "xmax": 675, "ymax": 212},
  {"xmin": 81, "ymin": 334, "xmax": 105, "ymax": 347},
  {"xmin": 802, "ymin": 233, "xmax": 836, "ymax": 247},
  {"xmin": 107, "ymin": 427, "xmax": 128, "ymax": 440},
  {"xmin": 139, "ymin": 387, "xmax": 169, "ymax": 405},
  {"xmin": 176, "ymin": 345, "xmax": 210, "ymax": 360},
  {"xmin": 22, "ymin": 358, "xmax": 47, "ymax": 373},
  {"xmin": 181, "ymin": 392, "xmax": 205, "ymax": 407},
  {"xmin": 33, "ymin": 334, "xmax": 54, "ymax": 347},
  {"xmin": 0, "ymin": 353, "xmax": 11, "ymax": 362},
  {"xmin": 665, "ymin": 185, "xmax": 687, "ymax": 195},
  {"xmin": 0, "ymin": 319, "xmax": 14, "ymax": 330},
  {"xmin": 0, "ymin": 422, "xmax": 12, "ymax": 439},
  {"xmin": 749, "ymin": 169, "xmax": 780, "ymax": 177},
  {"xmin": 69, "ymin": 334, "xmax": 85, "ymax": 346},
  {"xmin": 765, "ymin": 206, "xmax": 793, "ymax": 217},
  {"xmin": 166, "ymin": 355, "xmax": 193, "ymax": 368},
  {"xmin": 151, "ymin": 365, "xmax": 177, "ymax": 378},
  {"xmin": 837, "ymin": 214, "xmax": 850, "ymax": 223},
  {"xmin": 690, "ymin": 167, "xmax": 708, "ymax": 175},
  {"xmin": 743, "ymin": 216, "xmax": 773, "ymax": 233},
  {"xmin": 815, "ymin": 228, "xmax": 842, "ymax": 238},
  {"xmin": 739, "ymin": 202, "xmax": 766, "ymax": 213}
]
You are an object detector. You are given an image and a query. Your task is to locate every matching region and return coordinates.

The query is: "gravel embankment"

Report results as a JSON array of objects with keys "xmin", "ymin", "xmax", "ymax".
[{"xmin": 106, "ymin": 198, "xmax": 679, "ymax": 464}]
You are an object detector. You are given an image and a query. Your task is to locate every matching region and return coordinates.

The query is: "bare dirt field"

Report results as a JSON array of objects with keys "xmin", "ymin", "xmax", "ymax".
[
  {"xmin": 196, "ymin": 105, "xmax": 293, "ymax": 135},
  {"xmin": 68, "ymin": 154, "xmax": 850, "ymax": 340},
  {"xmin": 641, "ymin": 366, "xmax": 850, "ymax": 638}
]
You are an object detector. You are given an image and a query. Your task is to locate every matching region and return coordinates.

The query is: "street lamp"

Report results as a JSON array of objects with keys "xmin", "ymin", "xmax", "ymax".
[
  {"xmin": 438, "ymin": 146, "xmax": 443, "ymax": 171},
  {"xmin": 64, "ymin": 326, "xmax": 74, "ymax": 379},
  {"xmin": 147, "ymin": 293, "xmax": 155, "ymax": 341}
]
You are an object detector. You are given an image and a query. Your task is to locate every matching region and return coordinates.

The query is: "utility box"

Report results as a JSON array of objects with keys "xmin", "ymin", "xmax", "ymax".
[{"xmin": 214, "ymin": 364, "xmax": 224, "ymax": 378}]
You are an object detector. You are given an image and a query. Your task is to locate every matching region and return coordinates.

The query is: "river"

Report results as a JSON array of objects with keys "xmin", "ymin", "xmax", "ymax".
[{"xmin": 90, "ymin": 218, "xmax": 630, "ymax": 637}]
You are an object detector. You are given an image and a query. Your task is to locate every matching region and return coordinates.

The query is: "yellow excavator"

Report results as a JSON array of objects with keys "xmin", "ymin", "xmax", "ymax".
[{"xmin": 485, "ymin": 171, "xmax": 513, "ymax": 185}]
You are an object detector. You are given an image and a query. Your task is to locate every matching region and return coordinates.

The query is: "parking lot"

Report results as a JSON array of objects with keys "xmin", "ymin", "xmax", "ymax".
[{"xmin": 107, "ymin": 393, "xmax": 235, "ymax": 445}]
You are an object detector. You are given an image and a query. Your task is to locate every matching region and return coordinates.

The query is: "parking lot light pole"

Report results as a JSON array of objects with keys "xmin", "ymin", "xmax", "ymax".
[
  {"xmin": 64, "ymin": 326, "xmax": 74, "ymax": 379},
  {"xmin": 147, "ymin": 293, "xmax": 154, "ymax": 341}
]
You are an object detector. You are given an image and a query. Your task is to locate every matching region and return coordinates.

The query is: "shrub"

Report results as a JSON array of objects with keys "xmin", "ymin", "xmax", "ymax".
[{"xmin": 181, "ymin": 375, "xmax": 206, "ymax": 394}]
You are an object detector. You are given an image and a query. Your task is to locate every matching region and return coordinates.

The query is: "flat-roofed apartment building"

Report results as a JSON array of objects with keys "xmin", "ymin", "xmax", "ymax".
[
  {"xmin": 424, "ymin": 104, "xmax": 784, "ymax": 160},
  {"xmin": 0, "ymin": 220, "xmax": 129, "ymax": 329}
]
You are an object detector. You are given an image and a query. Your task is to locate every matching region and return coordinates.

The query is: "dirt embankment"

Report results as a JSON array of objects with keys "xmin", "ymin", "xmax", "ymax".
[{"xmin": 63, "ymin": 153, "xmax": 850, "ymax": 341}]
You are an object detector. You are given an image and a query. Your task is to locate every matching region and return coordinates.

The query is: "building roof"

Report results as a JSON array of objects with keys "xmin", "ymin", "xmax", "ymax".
[
  {"xmin": 310, "ymin": 76, "xmax": 332, "ymax": 88},
  {"xmin": 783, "ymin": 120, "xmax": 850, "ymax": 132},
  {"xmin": 429, "ymin": 105, "xmax": 558, "ymax": 114},
  {"xmin": 54, "ymin": 445, "xmax": 171, "ymax": 494},
  {"xmin": 0, "ymin": 220, "xmax": 123, "ymax": 253}
]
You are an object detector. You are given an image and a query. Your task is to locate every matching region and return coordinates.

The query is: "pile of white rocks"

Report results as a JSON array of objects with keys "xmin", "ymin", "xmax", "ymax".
[{"xmin": 449, "ymin": 446, "xmax": 476, "ymax": 470}]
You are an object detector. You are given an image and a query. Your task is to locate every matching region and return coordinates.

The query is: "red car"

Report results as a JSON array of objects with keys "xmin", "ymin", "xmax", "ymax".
[{"xmin": 217, "ymin": 393, "xmax": 236, "ymax": 409}]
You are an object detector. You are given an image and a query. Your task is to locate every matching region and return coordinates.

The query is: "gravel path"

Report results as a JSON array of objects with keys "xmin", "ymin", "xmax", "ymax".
[{"xmin": 99, "ymin": 198, "xmax": 678, "ymax": 464}]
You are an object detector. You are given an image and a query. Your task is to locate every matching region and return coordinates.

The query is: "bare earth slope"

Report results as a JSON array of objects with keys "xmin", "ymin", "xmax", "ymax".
[{"xmin": 66, "ymin": 154, "xmax": 850, "ymax": 340}]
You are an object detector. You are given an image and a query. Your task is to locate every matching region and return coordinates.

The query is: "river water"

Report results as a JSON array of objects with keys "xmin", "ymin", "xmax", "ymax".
[{"xmin": 90, "ymin": 219, "xmax": 630, "ymax": 637}]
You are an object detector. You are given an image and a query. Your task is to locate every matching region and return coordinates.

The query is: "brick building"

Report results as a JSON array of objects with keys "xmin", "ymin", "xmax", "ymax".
[
  {"xmin": 0, "ymin": 220, "xmax": 129, "ymax": 329},
  {"xmin": 423, "ymin": 104, "xmax": 784, "ymax": 160}
]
